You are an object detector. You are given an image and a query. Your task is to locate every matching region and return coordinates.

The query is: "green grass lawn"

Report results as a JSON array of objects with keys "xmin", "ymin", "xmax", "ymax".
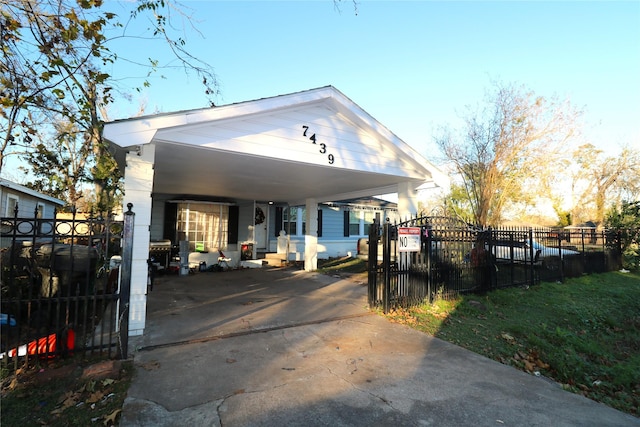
[
  {"xmin": 317, "ymin": 256, "xmax": 368, "ymax": 276},
  {"xmin": 385, "ymin": 270, "xmax": 640, "ymax": 416}
]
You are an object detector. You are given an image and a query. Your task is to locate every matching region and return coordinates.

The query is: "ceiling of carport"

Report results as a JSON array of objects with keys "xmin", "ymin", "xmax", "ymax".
[{"xmin": 150, "ymin": 141, "xmax": 415, "ymax": 204}]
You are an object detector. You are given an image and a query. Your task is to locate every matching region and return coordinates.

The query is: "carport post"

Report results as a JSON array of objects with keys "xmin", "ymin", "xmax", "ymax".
[
  {"xmin": 121, "ymin": 145, "xmax": 154, "ymax": 337},
  {"xmin": 382, "ymin": 219, "xmax": 391, "ymax": 314},
  {"xmin": 367, "ymin": 218, "xmax": 379, "ymax": 308},
  {"xmin": 304, "ymin": 198, "xmax": 318, "ymax": 271},
  {"xmin": 397, "ymin": 181, "xmax": 419, "ymax": 218}
]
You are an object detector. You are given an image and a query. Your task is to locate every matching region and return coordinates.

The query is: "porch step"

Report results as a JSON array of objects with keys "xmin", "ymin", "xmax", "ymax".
[{"xmin": 262, "ymin": 252, "xmax": 286, "ymax": 267}]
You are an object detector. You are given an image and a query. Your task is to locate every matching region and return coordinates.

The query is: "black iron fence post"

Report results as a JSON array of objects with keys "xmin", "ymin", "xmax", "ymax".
[
  {"xmin": 488, "ymin": 227, "xmax": 495, "ymax": 290},
  {"xmin": 528, "ymin": 228, "xmax": 535, "ymax": 286},
  {"xmin": 382, "ymin": 219, "xmax": 391, "ymax": 314},
  {"xmin": 118, "ymin": 203, "xmax": 134, "ymax": 359},
  {"xmin": 8, "ymin": 204, "xmax": 19, "ymax": 371},
  {"xmin": 367, "ymin": 218, "xmax": 379, "ymax": 308},
  {"xmin": 426, "ymin": 225, "xmax": 432, "ymax": 303},
  {"xmin": 557, "ymin": 232, "xmax": 565, "ymax": 282}
]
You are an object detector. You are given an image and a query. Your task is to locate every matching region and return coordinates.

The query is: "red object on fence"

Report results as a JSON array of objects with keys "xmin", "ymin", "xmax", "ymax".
[{"xmin": 6, "ymin": 329, "xmax": 75, "ymax": 359}]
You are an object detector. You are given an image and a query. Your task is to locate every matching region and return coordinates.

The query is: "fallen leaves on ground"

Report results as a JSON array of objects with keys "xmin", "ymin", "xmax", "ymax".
[
  {"xmin": 512, "ymin": 349, "xmax": 550, "ymax": 372},
  {"xmin": 1, "ymin": 359, "xmax": 132, "ymax": 427},
  {"xmin": 103, "ymin": 408, "xmax": 121, "ymax": 426},
  {"xmin": 139, "ymin": 360, "xmax": 161, "ymax": 370},
  {"xmin": 49, "ymin": 374, "xmax": 119, "ymax": 421}
]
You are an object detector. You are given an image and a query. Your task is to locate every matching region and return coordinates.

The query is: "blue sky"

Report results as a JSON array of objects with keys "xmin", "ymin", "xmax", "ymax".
[
  {"xmin": 104, "ymin": 0, "xmax": 639, "ymax": 160},
  {"xmin": 3, "ymin": 1, "xmax": 638, "ymax": 183}
]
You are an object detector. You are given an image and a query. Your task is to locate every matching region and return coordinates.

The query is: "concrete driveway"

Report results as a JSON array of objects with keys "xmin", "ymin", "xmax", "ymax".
[{"xmin": 121, "ymin": 267, "xmax": 638, "ymax": 426}]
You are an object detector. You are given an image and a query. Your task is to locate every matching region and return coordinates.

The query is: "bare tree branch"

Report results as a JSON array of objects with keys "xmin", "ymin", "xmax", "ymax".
[{"xmin": 435, "ymin": 81, "xmax": 581, "ymax": 226}]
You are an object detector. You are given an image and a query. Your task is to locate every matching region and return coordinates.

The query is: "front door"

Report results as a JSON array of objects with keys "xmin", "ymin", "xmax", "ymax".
[{"xmin": 254, "ymin": 203, "xmax": 268, "ymax": 250}]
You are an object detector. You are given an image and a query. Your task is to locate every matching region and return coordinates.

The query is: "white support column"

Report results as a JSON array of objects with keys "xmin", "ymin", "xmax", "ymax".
[
  {"xmin": 123, "ymin": 144, "xmax": 155, "ymax": 336},
  {"xmin": 304, "ymin": 198, "xmax": 318, "ymax": 271},
  {"xmin": 397, "ymin": 181, "xmax": 419, "ymax": 219}
]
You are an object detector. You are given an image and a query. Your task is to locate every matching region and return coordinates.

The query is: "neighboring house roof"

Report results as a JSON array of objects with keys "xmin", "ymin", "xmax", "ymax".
[
  {"xmin": 104, "ymin": 86, "xmax": 449, "ymax": 206},
  {"xmin": 322, "ymin": 197, "xmax": 397, "ymax": 210},
  {"xmin": 0, "ymin": 178, "xmax": 65, "ymax": 206},
  {"xmin": 564, "ymin": 221, "xmax": 597, "ymax": 229}
]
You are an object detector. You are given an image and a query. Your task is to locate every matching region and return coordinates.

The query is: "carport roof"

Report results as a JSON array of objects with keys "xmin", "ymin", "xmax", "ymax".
[{"xmin": 103, "ymin": 86, "xmax": 448, "ymax": 205}]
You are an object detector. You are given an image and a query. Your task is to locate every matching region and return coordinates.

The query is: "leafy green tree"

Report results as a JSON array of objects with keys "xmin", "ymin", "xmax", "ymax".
[
  {"xmin": 570, "ymin": 144, "xmax": 640, "ymax": 226},
  {"xmin": 605, "ymin": 201, "xmax": 640, "ymax": 271},
  {"xmin": 435, "ymin": 81, "xmax": 580, "ymax": 227},
  {"xmin": 441, "ymin": 183, "xmax": 475, "ymax": 223},
  {"xmin": 1, "ymin": 0, "xmax": 218, "ymax": 213}
]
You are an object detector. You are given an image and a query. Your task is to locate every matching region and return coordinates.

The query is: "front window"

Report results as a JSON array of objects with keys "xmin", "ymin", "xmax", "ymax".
[
  {"xmin": 363, "ymin": 210, "xmax": 377, "ymax": 235},
  {"xmin": 176, "ymin": 202, "xmax": 229, "ymax": 252},
  {"xmin": 6, "ymin": 194, "xmax": 18, "ymax": 216},
  {"xmin": 280, "ymin": 206, "xmax": 318, "ymax": 237},
  {"xmin": 349, "ymin": 210, "xmax": 361, "ymax": 235},
  {"xmin": 348, "ymin": 209, "xmax": 382, "ymax": 236},
  {"xmin": 283, "ymin": 207, "xmax": 296, "ymax": 236}
]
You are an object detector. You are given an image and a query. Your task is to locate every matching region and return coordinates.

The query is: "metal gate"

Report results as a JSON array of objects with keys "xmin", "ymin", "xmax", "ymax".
[
  {"xmin": 1, "ymin": 205, "xmax": 134, "ymax": 371},
  {"xmin": 368, "ymin": 216, "xmax": 548, "ymax": 313},
  {"xmin": 368, "ymin": 215, "xmax": 479, "ymax": 313}
]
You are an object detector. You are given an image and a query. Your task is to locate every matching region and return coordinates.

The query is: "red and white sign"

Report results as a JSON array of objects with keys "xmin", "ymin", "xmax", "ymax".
[{"xmin": 398, "ymin": 227, "xmax": 421, "ymax": 252}]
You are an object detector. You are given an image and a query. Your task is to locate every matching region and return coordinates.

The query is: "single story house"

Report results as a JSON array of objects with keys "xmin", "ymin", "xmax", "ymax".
[
  {"xmin": 157, "ymin": 196, "xmax": 400, "ymax": 271},
  {"xmin": 0, "ymin": 178, "xmax": 65, "ymax": 248},
  {"xmin": 103, "ymin": 86, "xmax": 449, "ymax": 335}
]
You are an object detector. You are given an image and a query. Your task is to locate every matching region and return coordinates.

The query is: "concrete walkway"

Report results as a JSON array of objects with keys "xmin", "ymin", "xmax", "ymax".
[{"xmin": 121, "ymin": 267, "xmax": 638, "ymax": 426}]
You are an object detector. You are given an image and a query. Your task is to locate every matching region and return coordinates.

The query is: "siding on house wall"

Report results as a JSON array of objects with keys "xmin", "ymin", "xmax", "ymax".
[
  {"xmin": 269, "ymin": 205, "xmax": 383, "ymax": 239},
  {"xmin": 145, "ymin": 197, "xmax": 393, "ymax": 259},
  {"xmin": 2, "ymin": 191, "xmax": 56, "ymax": 219},
  {"xmin": 264, "ymin": 203, "xmax": 393, "ymax": 258},
  {"xmin": 1, "ymin": 183, "xmax": 64, "ymax": 248},
  {"xmin": 150, "ymin": 194, "xmax": 170, "ymax": 240},
  {"xmin": 1, "ymin": 179, "xmax": 64, "ymax": 220},
  {"xmin": 42, "ymin": 204, "xmax": 56, "ymax": 219},
  {"xmin": 322, "ymin": 206, "xmax": 348, "ymax": 237}
]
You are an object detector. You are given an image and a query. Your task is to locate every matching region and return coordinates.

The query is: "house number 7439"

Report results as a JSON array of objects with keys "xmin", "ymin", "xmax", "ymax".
[{"xmin": 302, "ymin": 125, "xmax": 335, "ymax": 165}]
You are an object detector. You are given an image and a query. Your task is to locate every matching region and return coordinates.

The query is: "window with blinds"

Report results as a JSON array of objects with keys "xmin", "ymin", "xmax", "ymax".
[{"xmin": 176, "ymin": 202, "xmax": 229, "ymax": 252}]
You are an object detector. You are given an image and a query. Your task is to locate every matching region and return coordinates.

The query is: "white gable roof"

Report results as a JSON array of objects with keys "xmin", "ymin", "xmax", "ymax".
[{"xmin": 104, "ymin": 86, "xmax": 448, "ymax": 204}]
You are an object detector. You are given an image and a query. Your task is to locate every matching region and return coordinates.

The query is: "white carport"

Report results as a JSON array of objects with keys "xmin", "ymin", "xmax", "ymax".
[{"xmin": 103, "ymin": 86, "xmax": 448, "ymax": 335}]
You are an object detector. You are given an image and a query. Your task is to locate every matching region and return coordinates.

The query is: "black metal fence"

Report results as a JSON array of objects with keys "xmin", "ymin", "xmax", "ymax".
[
  {"xmin": 368, "ymin": 215, "xmax": 622, "ymax": 313},
  {"xmin": 1, "ymin": 205, "xmax": 134, "ymax": 372}
]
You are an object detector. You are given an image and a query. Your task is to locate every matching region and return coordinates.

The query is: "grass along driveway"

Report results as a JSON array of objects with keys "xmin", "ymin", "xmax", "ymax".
[{"xmin": 384, "ymin": 271, "xmax": 640, "ymax": 416}]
